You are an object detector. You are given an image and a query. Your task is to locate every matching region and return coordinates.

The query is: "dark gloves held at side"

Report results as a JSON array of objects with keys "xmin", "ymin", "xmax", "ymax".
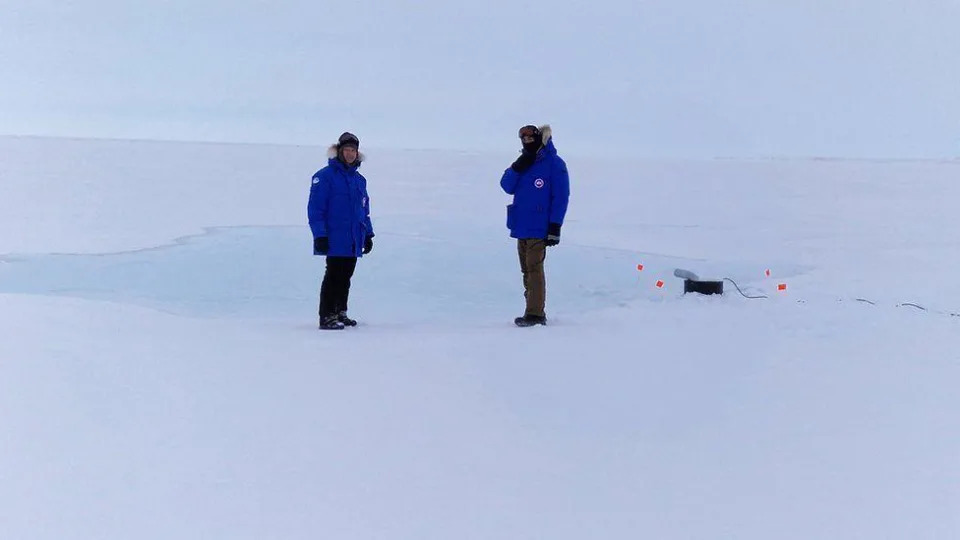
[
  {"xmin": 510, "ymin": 149, "xmax": 537, "ymax": 173},
  {"xmin": 545, "ymin": 223, "xmax": 561, "ymax": 247},
  {"xmin": 315, "ymin": 236, "xmax": 373, "ymax": 255},
  {"xmin": 314, "ymin": 236, "xmax": 329, "ymax": 254}
]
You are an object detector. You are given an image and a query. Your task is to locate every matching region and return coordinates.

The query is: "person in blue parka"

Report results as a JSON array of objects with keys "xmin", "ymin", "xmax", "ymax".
[
  {"xmin": 308, "ymin": 132, "xmax": 374, "ymax": 330},
  {"xmin": 500, "ymin": 124, "xmax": 570, "ymax": 327}
]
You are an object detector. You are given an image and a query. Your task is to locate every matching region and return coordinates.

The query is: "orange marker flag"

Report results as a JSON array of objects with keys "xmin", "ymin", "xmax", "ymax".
[{"xmin": 778, "ymin": 283, "xmax": 787, "ymax": 291}]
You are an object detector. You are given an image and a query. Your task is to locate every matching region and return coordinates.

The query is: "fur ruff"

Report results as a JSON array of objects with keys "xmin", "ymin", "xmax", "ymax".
[
  {"xmin": 538, "ymin": 124, "xmax": 552, "ymax": 146},
  {"xmin": 328, "ymin": 144, "xmax": 365, "ymax": 162}
]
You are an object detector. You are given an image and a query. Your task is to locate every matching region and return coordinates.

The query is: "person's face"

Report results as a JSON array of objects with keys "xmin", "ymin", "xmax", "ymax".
[
  {"xmin": 341, "ymin": 146, "xmax": 358, "ymax": 164},
  {"xmin": 519, "ymin": 125, "xmax": 539, "ymax": 148}
]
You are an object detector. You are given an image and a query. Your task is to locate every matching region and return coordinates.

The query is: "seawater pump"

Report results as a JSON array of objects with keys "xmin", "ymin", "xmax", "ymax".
[{"xmin": 674, "ymin": 268, "xmax": 723, "ymax": 295}]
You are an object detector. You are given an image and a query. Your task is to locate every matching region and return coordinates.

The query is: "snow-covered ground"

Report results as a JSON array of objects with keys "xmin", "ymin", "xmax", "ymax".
[{"xmin": 1, "ymin": 135, "xmax": 958, "ymax": 539}]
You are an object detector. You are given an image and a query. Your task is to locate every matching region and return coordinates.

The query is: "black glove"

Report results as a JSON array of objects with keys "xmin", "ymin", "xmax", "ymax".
[
  {"xmin": 313, "ymin": 236, "xmax": 329, "ymax": 254},
  {"xmin": 510, "ymin": 150, "xmax": 536, "ymax": 173},
  {"xmin": 363, "ymin": 235, "xmax": 373, "ymax": 255},
  {"xmin": 545, "ymin": 223, "xmax": 561, "ymax": 247}
]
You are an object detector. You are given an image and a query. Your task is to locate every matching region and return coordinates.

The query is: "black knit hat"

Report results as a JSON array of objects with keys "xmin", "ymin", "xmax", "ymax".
[{"xmin": 338, "ymin": 132, "xmax": 359, "ymax": 149}]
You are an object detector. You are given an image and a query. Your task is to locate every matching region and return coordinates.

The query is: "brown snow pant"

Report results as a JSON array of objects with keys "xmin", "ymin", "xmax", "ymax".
[{"xmin": 517, "ymin": 239, "xmax": 547, "ymax": 317}]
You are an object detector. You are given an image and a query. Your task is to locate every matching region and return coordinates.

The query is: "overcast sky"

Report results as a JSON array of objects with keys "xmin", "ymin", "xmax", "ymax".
[{"xmin": 1, "ymin": 0, "xmax": 957, "ymax": 157}]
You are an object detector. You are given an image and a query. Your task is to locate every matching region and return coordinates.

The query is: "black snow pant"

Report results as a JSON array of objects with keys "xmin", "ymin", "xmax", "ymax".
[{"xmin": 318, "ymin": 256, "xmax": 358, "ymax": 318}]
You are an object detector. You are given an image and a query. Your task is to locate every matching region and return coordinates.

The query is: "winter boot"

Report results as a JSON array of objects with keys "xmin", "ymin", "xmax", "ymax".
[
  {"xmin": 338, "ymin": 311, "xmax": 358, "ymax": 327},
  {"xmin": 319, "ymin": 314, "xmax": 345, "ymax": 330},
  {"xmin": 514, "ymin": 314, "xmax": 547, "ymax": 327}
]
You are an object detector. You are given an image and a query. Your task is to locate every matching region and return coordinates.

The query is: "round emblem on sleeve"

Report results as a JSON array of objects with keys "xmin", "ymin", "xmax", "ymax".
[{"xmin": 534, "ymin": 178, "xmax": 545, "ymax": 188}]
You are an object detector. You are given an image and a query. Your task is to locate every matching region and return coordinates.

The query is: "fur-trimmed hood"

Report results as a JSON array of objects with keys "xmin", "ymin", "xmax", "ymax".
[
  {"xmin": 538, "ymin": 124, "xmax": 553, "ymax": 146},
  {"xmin": 534, "ymin": 124, "xmax": 557, "ymax": 157},
  {"xmin": 327, "ymin": 144, "xmax": 365, "ymax": 164}
]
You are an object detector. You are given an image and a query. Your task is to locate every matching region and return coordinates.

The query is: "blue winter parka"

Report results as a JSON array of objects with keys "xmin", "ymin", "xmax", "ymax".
[
  {"xmin": 308, "ymin": 157, "xmax": 374, "ymax": 257},
  {"xmin": 499, "ymin": 134, "xmax": 570, "ymax": 239}
]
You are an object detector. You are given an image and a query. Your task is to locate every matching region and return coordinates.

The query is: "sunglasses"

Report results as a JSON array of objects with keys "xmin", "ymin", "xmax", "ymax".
[{"xmin": 518, "ymin": 125, "xmax": 540, "ymax": 138}]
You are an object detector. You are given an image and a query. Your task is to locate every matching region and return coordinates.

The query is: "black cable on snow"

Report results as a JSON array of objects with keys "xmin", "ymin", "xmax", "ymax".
[
  {"xmin": 723, "ymin": 278, "xmax": 768, "ymax": 299},
  {"xmin": 679, "ymin": 273, "xmax": 956, "ymax": 320}
]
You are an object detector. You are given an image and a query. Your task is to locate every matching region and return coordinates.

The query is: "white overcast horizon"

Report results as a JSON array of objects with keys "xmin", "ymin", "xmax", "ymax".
[{"xmin": 2, "ymin": 0, "xmax": 958, "ymax": 158}]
